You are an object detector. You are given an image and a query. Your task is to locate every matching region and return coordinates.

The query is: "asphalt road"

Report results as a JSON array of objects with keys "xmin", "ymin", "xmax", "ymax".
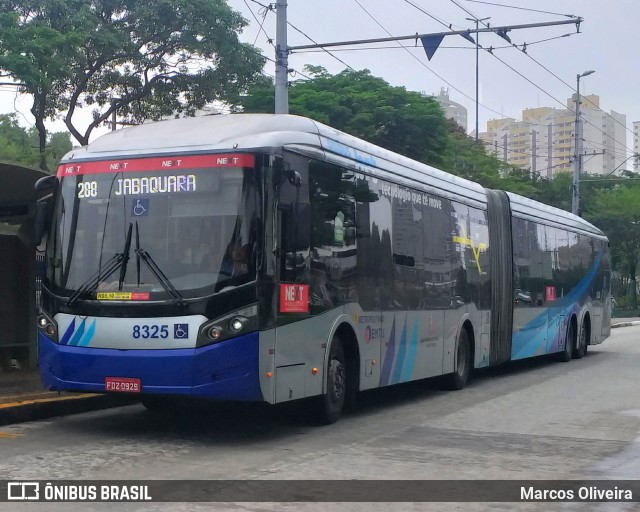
[{"xmin": 1, "ymin": 327, "xmax": 639, "ymax": 512}]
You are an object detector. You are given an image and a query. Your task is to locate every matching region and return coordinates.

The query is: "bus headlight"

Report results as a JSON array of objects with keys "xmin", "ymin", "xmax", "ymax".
[
  {"xmin": 230, "ymin": 317, "xmax": 247, "ymax": 332},
  {"xmin": 37, "ymin": 309, "xmax": 59, "ymax": 342},
  {"xmin": 197, "ymin": 305, "xmax": 258, "ymax": 347},
  {"xmin": 208, "ymin": 326, "xmax": 222, "ymax": 340}
]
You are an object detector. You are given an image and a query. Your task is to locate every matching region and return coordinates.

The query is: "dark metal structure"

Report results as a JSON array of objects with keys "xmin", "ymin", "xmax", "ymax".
[{"xmin": 0, "ymin": 162, "xmax": 48, "ymax": 373}]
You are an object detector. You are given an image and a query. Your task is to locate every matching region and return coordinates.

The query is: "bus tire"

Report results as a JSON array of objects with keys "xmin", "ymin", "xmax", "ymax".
[
  {"xmin": 141, "ymin": 396, "xmax": 171, "ymax": 412},
  {"xmin": 558, "ymin": 320, "xmax": 574, "ymax": 362},
  {"xmin": 316, "ymin": 337, "xmax": 346, "ymax": 424},
  {"xmin": 573, "ymin": 320, "xmax": 587, "ymax": 359},
  {"xmin": 443, "ymin": 328, "xmax": 471, "ymax": 390}
]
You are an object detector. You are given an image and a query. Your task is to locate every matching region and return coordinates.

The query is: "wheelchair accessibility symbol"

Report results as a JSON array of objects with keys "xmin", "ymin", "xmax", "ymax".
[
  {"xmin": 174, "ymin": 323, "xmax": 189, "ymax": 339},
  {"xmin": 132, "ymin": 198, "xmax": 149, "ymax": 217}
]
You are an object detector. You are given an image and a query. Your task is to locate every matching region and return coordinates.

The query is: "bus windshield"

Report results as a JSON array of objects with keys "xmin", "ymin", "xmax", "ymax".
[{"xmin": 48, "ymin": 154, "xmax": 261, "ymax": 301}]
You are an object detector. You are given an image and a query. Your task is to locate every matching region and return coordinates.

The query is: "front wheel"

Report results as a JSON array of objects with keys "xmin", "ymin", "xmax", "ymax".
[
  {"xmin": 316, "ymin": 338, "xmax": 346, "ymax": 424},
  {"xmin": 141, "ymin": 396, "xmax": 175, "ymax": 412},
  {"xmin": 442, "ymin": 328, "xmax": 471, "ymax": 390}
]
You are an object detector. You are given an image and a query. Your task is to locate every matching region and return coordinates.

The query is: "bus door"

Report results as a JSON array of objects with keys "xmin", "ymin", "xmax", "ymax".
[{"xmin": 273, "ymin": 154, "xmax": 315, "ymax": 403}]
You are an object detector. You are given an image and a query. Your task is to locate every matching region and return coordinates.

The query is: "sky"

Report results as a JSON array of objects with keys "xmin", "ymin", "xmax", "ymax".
[
  {"xmin": 1, "ymin": 0, "xmax": 638, "ymax": 162},
  {"xmin": 232, "ymin": 0, "xmax": 639, "ymax": 162}
]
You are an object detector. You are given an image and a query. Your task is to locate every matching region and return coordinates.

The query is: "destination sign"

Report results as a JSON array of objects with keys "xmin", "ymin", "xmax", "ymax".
[{"xmin": 114, "ymin": 175, "xmax": 196, "ymax": 196}]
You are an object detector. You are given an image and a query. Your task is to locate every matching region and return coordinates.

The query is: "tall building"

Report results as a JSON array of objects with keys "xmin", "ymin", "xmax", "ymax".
[
  {"xmin": 433, "ymin": 88, "xmax": 468, "ymax": 132},
  {"xmin": 479, "ymin": 95, "xmax": 627, "ymax": 177}
]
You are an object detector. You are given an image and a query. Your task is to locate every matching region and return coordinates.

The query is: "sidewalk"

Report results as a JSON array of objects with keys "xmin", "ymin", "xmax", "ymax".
[
  {"xmin": 611, "ymin": 317, "xmax": 640, "ymax": 328},
  {"xmin": 0, "ymin": 369, "xmax": 132, "ymax": 427}
]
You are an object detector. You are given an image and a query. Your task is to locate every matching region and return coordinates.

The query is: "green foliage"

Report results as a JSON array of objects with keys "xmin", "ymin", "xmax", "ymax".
[
  {"xmin": 241, "ymin": 68, "xmax": 449, "ymax": 168},
  {"xmin": 240, "ymin": 67, "xmax": 640, "ymax": 299},
  {"xmin": 0, "ymin": 0, "xmax": 267, "ymax": 162},
  {"xmin": 0, "ymin": 114, "xmax": 71, "ymax": 170},
  {"xmin": 240, "ymin": 67, "xmax": 544, "ymax": 196},
  {"xmin": 586, "ymin": 180, "xmax": 640, "ymax": 308}
]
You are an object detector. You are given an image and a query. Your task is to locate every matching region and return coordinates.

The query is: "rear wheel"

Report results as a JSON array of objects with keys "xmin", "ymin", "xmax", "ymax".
[
  {"xmin": 443, "ymin": 328, "xmax": 471, "ymax": 390},
  {"xmin": 558, "ymin": 320, "xmax": 574, "ymax": 362},
  {"xmin": 573, "ymin": 320, "xmax": 587, "ymax": 359},
  {"xmin": 316, "ymin": 338, "xmax": 346, "ymax": 424}
]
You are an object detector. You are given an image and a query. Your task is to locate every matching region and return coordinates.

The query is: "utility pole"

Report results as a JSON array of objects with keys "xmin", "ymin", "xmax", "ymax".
[
  {"xmin": 274, "ymin": 0, "xmax": 288, "ymax": 114},
  {"xmin": 572, "ymin": 69, "xmax": 595, "ymax": 216},
  {"xmin": 273, "ymin": 13, "xmax": 581, "ymax": 116},
  {"xmin": 466, "ymin": 17, "xmax": 490, "ymax": 142}
]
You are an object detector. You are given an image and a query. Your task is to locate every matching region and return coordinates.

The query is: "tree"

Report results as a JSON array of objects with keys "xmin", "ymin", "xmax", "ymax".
[
  {"xmin": 0, "ymin": 114, "xmax": 71, "ymax": 170},
  {"xmin": 240, "ymin": 67, "xmax": 450, "ymax": 168},
  {"xmin": 240, "ymin": 67, "xmax": 548, "ymax": 196},
  {"xmin": 589, "ymin": 183, "xmax": 640, "ymax": 309},
  {"xmin": 0, "ymin": 0, "xmax": 266, "ymax": 169}
]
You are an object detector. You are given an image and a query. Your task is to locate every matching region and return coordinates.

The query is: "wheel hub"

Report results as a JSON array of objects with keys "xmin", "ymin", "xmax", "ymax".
[{"xmin": 329, "ymin": 358, "xmax": 345, "ymax": 402}]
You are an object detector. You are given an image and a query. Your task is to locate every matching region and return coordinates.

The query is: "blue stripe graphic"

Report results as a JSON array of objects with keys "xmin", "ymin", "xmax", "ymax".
[
  {"xmin": 59, "ymin": 318, "xmax": 76, "ymax": 345},
  {"xmin": 512, "ymin": 250, "xmax": 604, "ymax": 359},
  {"xmin": 391, "ymin": 317, "xmax": 408, "ymax": 384},
  {"xmin": 401, "ymin": 320, "xmax": 419, "ymax": 382},
  {"xmin": 68, "ymin": 318, "xmax": 86, "ymax": 346},
  {"xmin": 77, "ymin": 320, "xmax": 97, "ymax": 347},
  {"xmin": 379, "ymin": 316, "xmax": 396, "ymax": 386}
]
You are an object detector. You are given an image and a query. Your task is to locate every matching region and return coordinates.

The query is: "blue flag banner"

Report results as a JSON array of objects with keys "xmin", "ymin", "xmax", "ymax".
[{"xmin": 420, "ymin": 35, "xmax": 445, "ymax": 61}]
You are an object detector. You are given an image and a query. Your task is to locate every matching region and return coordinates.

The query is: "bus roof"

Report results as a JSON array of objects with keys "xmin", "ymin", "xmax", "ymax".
[{"xmin": 61, "ymin": 113, "xmax": 605, "ymax": 238}]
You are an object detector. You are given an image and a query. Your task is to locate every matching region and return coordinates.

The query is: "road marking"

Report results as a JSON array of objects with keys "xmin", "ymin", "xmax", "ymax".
[
  {"xmin": 0, "ymin": 393, "xmax": 97, "ymax": 409},
  {"xmin": 0, "ymin": 432, "xmax": 22, "ymax": 439}
]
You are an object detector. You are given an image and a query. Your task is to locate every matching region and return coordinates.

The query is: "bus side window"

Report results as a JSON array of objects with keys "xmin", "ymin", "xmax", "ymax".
[
  {"xmin": 279, "ymin": 154, "xmax": 310, "ymax": 283},
  {"xmin": 309, "ymin": 160, "xmax": 357, "ymax": 307}
]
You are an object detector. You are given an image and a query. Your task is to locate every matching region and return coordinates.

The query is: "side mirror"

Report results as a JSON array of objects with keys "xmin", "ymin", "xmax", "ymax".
[
  {"xmin": 35, "ymin": 175, "xmax": 57, "ymax": 199},
  {"xmin": 34, "ymin": 175, "xmax": 57, "ymax": 246},
  {"xmin": 34, "ymin": 201, "xmax": 49, "ymax": 247}
]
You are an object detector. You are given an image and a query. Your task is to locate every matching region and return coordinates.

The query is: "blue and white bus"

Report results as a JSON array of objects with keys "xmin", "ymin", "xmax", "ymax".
[{"xmin": 35, "ymin": 114, "xmax": 611, "ymax": 423}]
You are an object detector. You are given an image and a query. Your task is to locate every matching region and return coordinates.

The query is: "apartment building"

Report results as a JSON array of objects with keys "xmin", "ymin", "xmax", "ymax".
[
  {"xmin": 479, "ymin": 95, "xmax": 627, "ymax": 177},
  {"xmin": 433, "ymin": 88, "xmax": 468, "ymax": 132}
]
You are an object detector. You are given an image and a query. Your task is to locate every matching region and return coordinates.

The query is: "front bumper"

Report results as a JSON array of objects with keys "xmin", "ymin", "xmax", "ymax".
[{"xmin": 38, "ymin": 331, "xmax": 263, "ymax": 401}]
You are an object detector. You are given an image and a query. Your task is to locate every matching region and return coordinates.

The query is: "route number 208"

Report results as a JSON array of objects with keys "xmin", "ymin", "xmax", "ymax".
[
  {"xmin": 133, "ymin": 325, "xmax": 169, "ymax": 339},
  {"xmin": 77, "ymin": 181, "xmax": 98, "ymax": 198}
]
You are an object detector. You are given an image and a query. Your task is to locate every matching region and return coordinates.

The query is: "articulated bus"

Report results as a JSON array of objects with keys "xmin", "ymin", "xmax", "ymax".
[{"xmin": 35, "ymin": 114, "xmax": 611, "ymax": 423}]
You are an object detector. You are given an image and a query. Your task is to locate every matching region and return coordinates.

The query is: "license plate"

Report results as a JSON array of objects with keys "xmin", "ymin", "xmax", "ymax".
[{"xmin": 105, "ymin": 377, "xmax": 141, "ymax": 393}]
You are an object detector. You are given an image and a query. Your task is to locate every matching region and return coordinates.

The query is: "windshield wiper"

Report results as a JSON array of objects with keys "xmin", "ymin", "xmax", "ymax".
[
  {"xmin": 134, "ymin": 222, "xmax": 185, "ymax": 305},
  {"xmin": 135, "ymin": 222, "xmax": 141, "ymax": 287},
  {"xmin": 66, "ymin": 252, "xmax": 124, "ymax": 306},
  {"xmin": 117, "ymin": 223, "xmax": 133, "ymax": 290},
  {"xmin": 67, "ymin": 223, "xmax": 133, "ymax": 306}
]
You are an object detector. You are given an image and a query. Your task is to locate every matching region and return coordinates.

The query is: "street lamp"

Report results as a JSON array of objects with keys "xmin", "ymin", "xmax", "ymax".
[
  {"xmin": 466, "ymin": 17, "xmax": 490, "ymax": 142},
  {"xmin": 571, "ymin": 69, "xmax": 595, "ymax": 216}
]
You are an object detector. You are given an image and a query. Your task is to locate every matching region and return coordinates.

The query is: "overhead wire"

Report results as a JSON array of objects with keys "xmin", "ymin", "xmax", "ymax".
[
  {"xmin": 240, "ymin": 1, "xmax": 313, "ymax": 81},
  {"xmin": 445, "ymin": 0, "xmax": 636, "ymax": 157},
  {"xmin": 243, "ymin": 0, "xmax": 274, "ymax": 47},
  {"xmin": 460, "ymin": 0, "xmax": 579, "ymax": 18},
  {"xmin": 241, "ymin": 1, "xmax": 633, "ymax": 174},
  {"xmin": 351, "ymin": 0, "xmax": 521, "ymax": 122},
  {"xmin": 360, "ymin": 0, "xmax": 627, "ymax": 172},
  {"xmin": 294, "ymin": 33, "xmax": 575, "ymax": 54},
  {"xmin": 286, "ymin": 21, "xmax": 357, "ymax": 72}
]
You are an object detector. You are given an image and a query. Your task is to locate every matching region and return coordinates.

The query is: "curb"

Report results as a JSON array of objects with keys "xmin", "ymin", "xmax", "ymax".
[
  {"xmin": 0, "ymin": 394, "xmax": 135, "ymax": 427},
  {"xmin": 611, "ymin": 321, "xmax": 640, "ymax": 328}
]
